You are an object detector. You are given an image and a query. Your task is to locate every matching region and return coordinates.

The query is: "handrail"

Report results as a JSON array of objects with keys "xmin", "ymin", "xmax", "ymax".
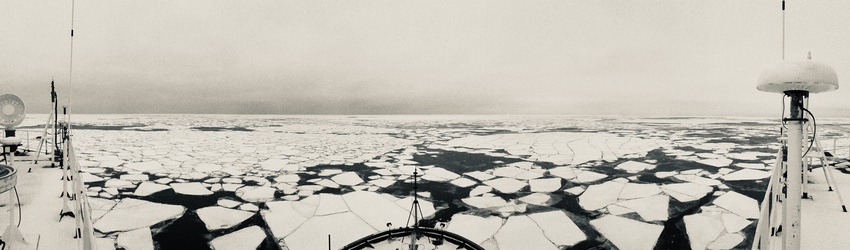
[{"xmin": 340, "ymin": 227, "xmax": 485, "ymax": 250}]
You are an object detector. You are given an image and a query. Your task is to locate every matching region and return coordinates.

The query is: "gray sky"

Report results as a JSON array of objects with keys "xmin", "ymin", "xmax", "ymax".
[{"xmin": 3, "ymin": 0, "xmax": 850, "ymax": 116}]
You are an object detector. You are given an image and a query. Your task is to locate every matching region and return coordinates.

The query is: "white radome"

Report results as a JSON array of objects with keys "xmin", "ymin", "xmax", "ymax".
[{"xmin": 757, "ymin": 58, "xmax": 839, "ymax": 94}]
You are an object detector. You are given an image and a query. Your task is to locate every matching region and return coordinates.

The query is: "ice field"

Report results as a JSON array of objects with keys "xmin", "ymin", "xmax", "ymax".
[{"xmin": 13, "ymin": 114, "xmax": 850, "ymax": 250}]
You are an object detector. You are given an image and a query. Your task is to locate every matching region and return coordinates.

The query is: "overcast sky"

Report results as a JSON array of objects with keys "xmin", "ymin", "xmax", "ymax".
[{"xmin": 2, "ymin": 0, "xmax": 850, "ymax": 116}]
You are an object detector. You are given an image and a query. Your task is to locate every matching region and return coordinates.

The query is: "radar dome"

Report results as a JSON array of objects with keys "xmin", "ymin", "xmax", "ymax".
[{"xmin": 757, "ymin": 58, "xmax": 838, "ymax": 94}]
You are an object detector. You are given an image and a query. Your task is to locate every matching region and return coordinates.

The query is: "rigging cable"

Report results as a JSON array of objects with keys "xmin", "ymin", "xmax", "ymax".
[
  {"xmin": 802, "ymin": 107, "xmax": 816, "ymax": 157},
  {"xmin": 14, "ymin": 187, "xmax": 21, "ymax": 227}
]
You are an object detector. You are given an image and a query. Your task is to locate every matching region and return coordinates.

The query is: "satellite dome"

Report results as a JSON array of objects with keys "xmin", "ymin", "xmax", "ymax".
[{"xmin": 757, "ymin": 57, "xmax": 839, "ymax": 94}]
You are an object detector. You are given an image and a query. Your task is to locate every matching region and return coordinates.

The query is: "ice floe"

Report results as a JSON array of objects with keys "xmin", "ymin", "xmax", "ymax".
[
  {"xmin": 462, "ymin": 196, "xmax": 508, "ymax": 209},
  {"xmin": 616, "ymin": 161, "xmax": 655, "ymax": 173},
  {"xmin": 94, "ymin": 198, "xmax": 185, "ymax": 234},
  {"xmin": 494, "ymin": 215, "xmax": 558, "ymax": 249},
  {"xmin": 170, "ymin": 182, "xmax": 213, "ymax": 196},
  {"xmin": 116, "ymin": 227, "xmax": 153, "ymax": 250},
  {"xmin": 236, "ymin": 186, "xmax": 276, "ymax": 202},
  {"xmin": 712, "ymin": 191, "xmax": 759, "ymax": 219},
  {"xmin": 196, "ymin": 206, "xmax": 254, "ymax": 231},
  {"xmin": 529, "ymin": 178, "xmax": 562, "ymax": 193},
  {"xmin": 483, "ymin": 178, "xmax": 527, "ymax": 194},
  {"xmin": 527, "ymin": 210, "xmax": 586, "ymax": 246},
  {"xmin": 579, "ymin": 181, "xmax": 625, "ymax": 211},
  {"xmin": 590, "ymin": 215, "xmax": 663, "ymax": 250},
  {"xmin": 614, "ymin": 195, "xmax": 669, "ymax": 221},
  {"xmin": 684, "ymin": 213, "xmax": 725, "ymax": 250},
  {"xmin": 447, "ymin": 214, "xmax": 503, "ymax": 245},
  {"xmin": 331, "ymin": 172, "xmax": 364, "ymax": 186},
  {"xmin": 720, "ymin": 169, "xmax": 770, "ymax": 181},
  {"xmin": 209, "ymin": 226, "xmax": 266, "ymax": 250},
  {"xmin": 133, "ymin": 182, "xmax": 170, "ymax": 196},
  {"xmin": 661, "ymin": 183, "xmax": 713, "ymax": 202}
]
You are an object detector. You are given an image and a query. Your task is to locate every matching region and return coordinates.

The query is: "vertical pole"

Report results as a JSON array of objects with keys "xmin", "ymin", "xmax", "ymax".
[
  {"xmin": 328, "ymin": 234, "xmax": 331, "ymax": 250},
  {"xmin": 785, "ymin": 91, "xmax": 805, "ymax": 250}
]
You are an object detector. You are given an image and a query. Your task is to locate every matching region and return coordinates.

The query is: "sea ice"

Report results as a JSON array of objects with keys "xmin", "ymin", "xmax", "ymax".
[
  {"xmin": 469, "ymin": 186, "xmax": 493, "ymax": 197},
  {"xmin": 105, "ymin": 179, "xmax": 135, "ymax": 189},
  {"xmin": 707, "ymin": 233, "xmax": 744, "ymax": 250},
  {"xmin": 712, "ymin": 191, "xmax": 759, "ymax": 219},
  {"xmin": 529, "ymin": 178, "xmax": 562, "ymax": 193},
  {"xmin": 342, "ymin": 191, "xmax": 409, "ymax": 230},
  {"xmin": 124, "ymin": 161, "xmax": 164, "ymax": 172},
  {"xmin": 422, "ymin": 167, "xmax": 461, "ymax": 181},
  {"xmin": 81, "ymin": 173, "xmax": 104, "ymax": 183},
  {"xmin": 548, "ymin": 166, "xmax": 577, "ymax": 180},
  {"xmin": 618, "ymin": 183, "xmax": 661, "ymax": 200},
  {"xmin": 579, "ymin": 181, "xmax": 626, "ymax": 211},
  {"xmin": 94, "ymin": 199, "xmax": 185, "ymax": 234},
  {"xmin": 196, "ymin": 206, "xmax": 254, "ymax": 231},
  {"xmin": 684, "ymin": 213, "xmax": 724, "ymax": 250},
  {"xmin": 450, "ymin": 177, "xmax": 477, "ymax": 188},
  {"xmin": 528, "ymin": 210, "xmax": 586, "ymax": 246},
  {"xmin": 116, "ymin": 227, "xmax": 153, "ymax": 250},
  {"xmin": 721, "ymin": 212, "xmax": 751, "ymax": 233},
  {"xmin": 674, "ymin": 174, "xmax": 722, "ymax": 186},
  {"xmin": 395, "ymin": 196, "xmax": 436, "ymax": 218},
  {"xmin": 446, "ymin": 214, "xmax": 503, "ymax": 245},
  {"xmin": 616, "ymin": 161, "xmax": 655, "ymax": 173},
  {"xmin": 170, "ymin": 182, "xmax": 213, "ymax": 196},
  {"xmin": 736, "ymin": 163, "xmax": 767, "ymax": 169},
  {"xmin": 133, "ymin": 182, "xmax": 170, "ymax": 196},
  {"xmin": 590, "ymin": 215, "xmax": 663, "ymax": 250},
  {"xmin": 697, "ymin": 158, "xmax": 733, "ymax": 168},
  {"xmin": 614, "ymin": 195, "xmax": 669, "ymax": 221},
  {"xmin": 519, "ymin": 193, "xmax": 551, "ymax": 206},
  {"xmin": 465, "ymin": 171, "xmax": 496, "ymax": 181},
  {"xmin": 565, "ymin": 186, "xmax": 585, "ymax": 195},
  {"xmin": 314, "ymin": 193, "xmax": 349, "ymax": 216},
  {"xmin": 661, "ymin": 183, "xmax": 713, "ymax": 202},
  {"xmin": 493, "ymin": 166, "xmax": 525, "ymax": 178},
  {"xmin": 484, "ymin": 178, "xmax": 528, "ymax": 194},
  {"xmin": 494, "ymin": 215, "xmax": 558, "ymax": 250},
  {"xmin": 284, "ymin": 212, "xmax": 375, "ymax": 250},
  {"xmin": 263, "ymin": 201, "xmax": 309, "ymax": 239},
  {"xmin": 573, "ymin": 170, "xmax": 608, "ymax": 183},
  {"xmin": 258, "ymin": 158, "xmax": 288, "ymax": 171},
  {"xmin": 193, "ymin": 163, "xmax": 221, "ymax": 172},
  {"xmin": 720, "ymin": 169, "xmax": 770, "ymax": 181},
  {"xmin": 274, "ymin": 174, "xmax": 299, "ymax": 183},
  {"xmin": 331, "ymin": 172, "xmax": 364, "ymax": 186},
  {"xmin": 217, "ymin": 199, "xmax": 241, "ymax": 209},
  {"xmin": 462, "ymin": 196, "xmax": 508, "ymax": 209},
  {"xmin": 209, "ymin": 226, "xmax": 266, "ymax": 250}
]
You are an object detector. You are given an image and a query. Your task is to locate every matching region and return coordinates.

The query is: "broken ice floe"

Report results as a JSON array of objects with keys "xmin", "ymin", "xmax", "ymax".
[
  {"xmin": 590, "ymin": 215, "xmax": 663, "ymax": 250},
  {"xmin": 196, "ymin": 206, "xmax": 254, "ymax": 231},
  {"xmin": 94, "ymin": 198, "xmax": 185, "ymax": 234}
]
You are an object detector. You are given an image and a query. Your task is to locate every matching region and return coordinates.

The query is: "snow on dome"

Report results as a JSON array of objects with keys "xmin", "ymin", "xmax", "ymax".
[{"xmin": 757, "ymin": 57, "xmax": 838, "ymax": 94}]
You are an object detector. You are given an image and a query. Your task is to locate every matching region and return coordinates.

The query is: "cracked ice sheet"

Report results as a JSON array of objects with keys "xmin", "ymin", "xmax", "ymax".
[
  {"xmin": 447, "ymin": 214, "xmax": 503, "ymax": 245},
  {"xmin": 342, "ymin": 191, "xmax": 410, "ymax": 230},
  {"xmin": 661, "ymin": 182, "xmax": 713, "ymax": 202},
  {"xmin": 684, "ymin": 213, "xmax": 724, "ymax": 250},
  {"xmin": 484, "ymin": 178, "xmax": 528, "ymax": 194},
  {"xmin": 444, "ymin": 132, "xmax": 663, "ymax": 165},
  {"xmin": 712, "ymin": 191, "xmax": 759, "ymax": 219},
  {"xmin": 528, "ymin": 210, "xmax": 586, "ymax": 247},
  {"xmin": 613, "ymin": 195, "xmax": 669, "ymax": 221},
  {"xmin": 196, "ymin": 206, "xmax": 254, "ymax": 231},
  {"xmin": 210, "ymin": 226, "xmax": 266, "ymax": 250},
  {"xmin": 494, "ymin": 215, "xmax": 559, "ymax": 250},
  {"xmin": 590, "ymin": 215, "xmax": 663, "ymax": 250},
  {"xmin": 579, "ymin": 180, "xmax": 626, "ymax": 211},
  {"xmin": 720, "ymin": 169, "xmax": 771, "ymax": 181},
  {"xmin": 94, "ymin": 198, "xmax": 186, "ymax": 234},
  {"xmin": 285, "ymin": 212, "xmax": 375, "ymax": 249}
]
